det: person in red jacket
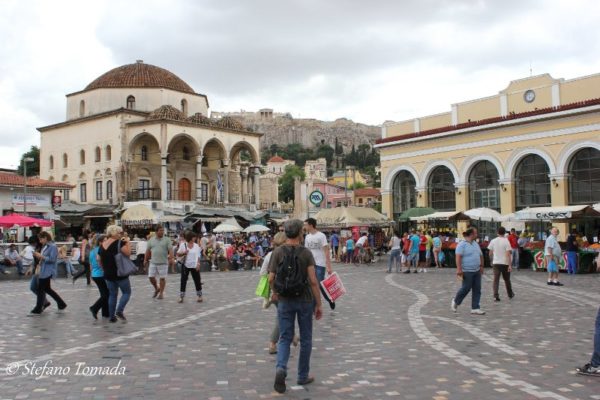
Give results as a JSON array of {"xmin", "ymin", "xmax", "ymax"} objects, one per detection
[{"xmin": 508, "ymin": 228, "xmax": 519, "ymax": 270}]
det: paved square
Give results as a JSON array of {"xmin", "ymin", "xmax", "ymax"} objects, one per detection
[{"xmin": 0, "ymin": 261, "xmax": 598, "ymax": 399}]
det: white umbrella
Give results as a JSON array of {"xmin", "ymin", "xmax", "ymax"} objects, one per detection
[
  {"xmin": 212, "ymin": 218, "xmax": 243, "ymax": 233},
  {"xmin": 464, "ymin": 207, "xmax": 502, "ymax": 222},
  {"xmin": 243, "ymin": 224, "xmax": 270, "ymax": 233}
]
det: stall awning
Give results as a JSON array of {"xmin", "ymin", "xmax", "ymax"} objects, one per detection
[
  {"xmin": 410, "ymin": 211, "xmax": 470, "ymax": 222},
  {"xmin": 515, "ymin": 205, "xmax": 600, "ymax": 221},
  {"xmin": 314, "ymin": 206, "xmax": 392, "ymax": 228},
  {"xmin": 120, "ymin": 204, "xmax": 157, "ymax": 226}
]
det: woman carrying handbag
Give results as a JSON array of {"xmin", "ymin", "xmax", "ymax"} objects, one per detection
[
  {"xmin": 177, "ymin": 231, "xmax": 203, "ymax": 303},
  {"xmin": 98, "ymin": 225, "xmax": 132, "ymax": 323}
]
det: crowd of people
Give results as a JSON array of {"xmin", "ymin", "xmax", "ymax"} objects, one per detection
[{"xmin": 9, "ymin": 218, "xmax": 600, "ymax": 385}]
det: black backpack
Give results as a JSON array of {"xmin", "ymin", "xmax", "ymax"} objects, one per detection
[{"xmin": 274, "ymin": 246, "xmax": 307, "ymax": 298}]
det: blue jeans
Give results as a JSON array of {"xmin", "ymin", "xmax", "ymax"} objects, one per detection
[
  {"xmin": 315, "ymin": 265, "xmax": 334, "ymax": 306},
  {"xmin": 105, "ymin": 277, "xmax": 131, "ymax": 319},
  {"xmin": 276, "ymin": 299, "xmax": 314, "ymax": 381},
  {"xmin": 591, "ymin": 306, "xmax": 600, "ymax": 367},
  {"xmin": 566, "ymin": 251, "xmax": 577, "ymax": 274},
  {"xmin": 388, "ymin": 249, "xmax": 401, "ymax": 272},
  {"xmin": 511, "ymin": 249, "xmax": 519, "ymax": 268},
  {"xmin": 409, "ymin": 252, "xmax": 418, "ymax": 270},
  {"xmin": 454, "ymin": 271, "xmax": 482, "ymax": 310}
]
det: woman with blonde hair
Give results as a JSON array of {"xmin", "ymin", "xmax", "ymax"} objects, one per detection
[{"xmin": 98, "ymin": 225, "xmax": 132, "ymax": 323}]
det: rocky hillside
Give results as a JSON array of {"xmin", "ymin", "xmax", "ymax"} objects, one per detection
[{"xmin": 212, "ymin": 110, "xmax": 380, "ymax": 152}]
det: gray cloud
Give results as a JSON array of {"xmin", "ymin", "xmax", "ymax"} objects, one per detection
[{"xmin": 1, "ymin": 0, "xmax": 600, "ymax": 168}]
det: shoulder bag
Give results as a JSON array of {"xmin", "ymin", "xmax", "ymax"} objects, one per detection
[{"xmin": 116, "ymin": 240, "xmax": 138, "ymax": 277}]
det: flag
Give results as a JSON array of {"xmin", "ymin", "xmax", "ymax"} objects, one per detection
[{"xmin": 217, "ymin": 169, "xmax": 223, "ymax": 193}]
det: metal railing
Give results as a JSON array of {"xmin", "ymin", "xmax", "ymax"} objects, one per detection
[{"xmin": 127, "ymin": 188, "xmax": 161, "ymax": 201}]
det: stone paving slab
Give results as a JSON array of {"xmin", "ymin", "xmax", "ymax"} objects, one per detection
[{"xmin": 0, "ymin": 262, "xmax": 598, "ymax": 399}]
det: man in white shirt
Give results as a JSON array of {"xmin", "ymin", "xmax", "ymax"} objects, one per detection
[
  {"xmin": 487, "ymin": 227, "xmax": 514, "ymax": 302},
  {"xmin": 544, "ymin": 227, "xmax": 564, "ymax": 286},
  {"xmin": 4, "ymin": 244, "xmax": 25, "ymax": 275},
  {"xmin": 304, "ymin": 218, "xmax": 335, "ymax": 310}
]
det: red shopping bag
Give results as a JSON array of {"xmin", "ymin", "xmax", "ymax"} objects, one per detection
[{"xmin": 320, "ymin": 272, "xmax": 347, "ymax": 302}]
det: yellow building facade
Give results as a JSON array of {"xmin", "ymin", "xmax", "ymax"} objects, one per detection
[
  {"xmin": 376, "ymin": 73, "xmax": 600, "ymax": 238},
  {"xmin": 328, "ymin": 168, "xmax": 367, "ymax": 188}
]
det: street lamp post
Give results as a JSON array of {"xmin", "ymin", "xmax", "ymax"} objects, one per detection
[{"xmin": 22, "ymin": 157, "xmax": 34, "ymax": 215}]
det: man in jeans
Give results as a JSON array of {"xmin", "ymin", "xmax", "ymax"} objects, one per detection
[
  {"xmin": 451, "ymin": 228, "xmax": 485, "ymax": 315},
  {"xmin": 304, "ymin": 218, "xmax": 335, "ymax": 310},
  {"xmin": 487, "ymin": 226, "xmax": 514, "ymax": 302},
  {"xmin": 576, "ymin": 256, "xmax": 600, "ymax": 377},
  {"xmin": 269, "ymin": 219, "xmax": 323, "ymax": 393},
  {"xmin": 508, "ymin": 228, "xmax": 519, "ymax": 270}
]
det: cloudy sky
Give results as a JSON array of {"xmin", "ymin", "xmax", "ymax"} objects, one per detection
[{"xmin": 1, "ymin": 0, "xmax": 600, "ymax": 169}]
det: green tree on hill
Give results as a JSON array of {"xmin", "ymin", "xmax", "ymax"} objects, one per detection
[{"xmin": 279, "ymin": 165, "xmax": 306, "ymax": 202}]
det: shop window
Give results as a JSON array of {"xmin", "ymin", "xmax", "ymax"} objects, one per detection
[
  {"xmin": 569, "ymin": 147, "xmax": 600, "ymax": 204},
  {"xmin": 515, "ymin": 154, "xmax": 551, "ymax": 210},
  {"xmin": 428, "ymin": 166, "xmax": 455, "ymax": 211}
]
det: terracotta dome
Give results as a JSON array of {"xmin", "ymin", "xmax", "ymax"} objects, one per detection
[
  {"xmin": 215, "ymin": 116, "xmax": 245, "ymax": 131},
  {"xmin": 146, "ymin": 105, "xmax": 186, "ymax": 121},
  {"xmin": 186, "ymin": 112, "xmax": 212, "ymax": 126},
  {"xmin": 85, "ymin": 61, "xmax": 195, "ymax": 94}
]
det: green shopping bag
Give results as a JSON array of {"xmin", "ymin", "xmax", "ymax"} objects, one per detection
[{"xmin": 255, "ymin": 274, "xmax": 270, "ymax": 298}]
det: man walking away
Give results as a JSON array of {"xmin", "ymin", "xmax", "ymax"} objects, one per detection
[
  {"xmin": 544, "ymin": 227, "xmax": 564, "ymax": 286},
  {"xmin": 269, "ymin": 219, "xmax": 323, "ymax": 393},
  {"xmin": 404, "ymin": 230, "xmax": 420, "ymax": 273},
  {"xmin": 451, "ymin": 228, "xmax": 485, "ymax": 315},
  {"xmin": 304, "ymin": 218, "xmax": 335, "ymax": 310},
  {"xmin": 566, "ymin": 229, "xmax": 578, "ymax": 275},
  {"xmin": 488, "ymin": 227, "xmax": 514, "ymax": 302},
  {"xmin": 144, "ymin": 225, "xmax": 173, "ymax": 299},
  {"xmin": 576, "ymin": 256, "xmax": 600, "ymax": 377}
]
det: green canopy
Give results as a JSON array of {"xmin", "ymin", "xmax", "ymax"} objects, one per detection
[{"xmin": 397, "ymin": 207, "xmax": 436, "ymax": 222}]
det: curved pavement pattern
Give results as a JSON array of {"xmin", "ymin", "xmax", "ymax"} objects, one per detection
[{"xmin": 0, "ymin": 261, "xmax": 598, "ymax": 399}]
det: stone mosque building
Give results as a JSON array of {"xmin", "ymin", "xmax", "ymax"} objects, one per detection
[{"xmin": 38, "ymin": 61, "xmax": 262, "ymax": 211}]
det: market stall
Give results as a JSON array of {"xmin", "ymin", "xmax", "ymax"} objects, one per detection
[
  {"xmin": 516, "ymin": 205, "xmax": 600, "ymax": 273},
  {"xmin": 411, "ymin": 211, "xmax": 470, "ymax": 268}
]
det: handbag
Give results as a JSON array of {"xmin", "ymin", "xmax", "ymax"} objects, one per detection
[
  {"xmin": 255, "ymin": 274, "xmax": 270, "ymax": 299},
  {"xmin": 115, "ymin": 240, "xmax": 137, "ymax": 277},
  {"xmin": 320, "ymin": 272, "xmax": 347, "ymax": 302}
]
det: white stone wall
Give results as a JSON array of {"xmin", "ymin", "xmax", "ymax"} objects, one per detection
[{"xmin": 67, "ymin": 88, "xmax": 208, "ymax": 120}]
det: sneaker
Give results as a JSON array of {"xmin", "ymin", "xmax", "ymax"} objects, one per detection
[
  {"xmin": 576, "ymin": 363, "xmax": 600, "ymax": 376},
  {"xmin": 403, "ymin": 270, "xmax": 411, "ymax": 274},
  {"xmin": 197, "ymin": 296, "xmax": 203, "ymax": 303},
  {"xmin": 470, "ymin": 309, "xmax": 486, "ymax": 315},
  {"xmin": 547, "ymin": 281, "xmax": 555, "ymax": 285},
  {"xmin": 274, "ymin": 368, "xmax": 287, "ymax": 393},
  {"xmin": 451, "ymin": 298, "xmax": 458, "ymax": 312},
  {"xmin": 116, "ymin": 312, "xmax": 127, "ymax": 321},
  {"xmin": 413, "ymin": 270, "xmax": 418, "ymax": 273},
  {"xmin": 58, "ymin": 304, "xmax": 67, "ymax": 311},
  {"xmin": 178, "ymin": 297, "xmax": 184, "ymax": 303},
  {"xmin": 423, "ymin": 268, "xmax": 428, "ymax": 273},
  {"xmin": 90, "ymin": 306, "xmax": 98, "ymax": 320},
  {"xmin": 329, "ymin": 301, "xmax": 336, "ymax": 310},
  {"xmin": 508, "ymin": 293, "xmax": 515, "ymax": 299},
  {"xmin": 109, "ymin": 317, "xmax": 118, "ymax": 323},
  {"xmin": 494, "ymin": 295, "xmax": 500, "ymax": 302},
  {"xmin": 297, "ymin": 376, "xmax": 315, "ymax": 385},
  {"xmin": 554, "ymin": 281, "xmax": 564, "ymax": 286}
]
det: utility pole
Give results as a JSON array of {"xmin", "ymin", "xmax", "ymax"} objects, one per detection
[{"xmin": 22, "ymin": 157, "xmax": 34, "ymax": 215}]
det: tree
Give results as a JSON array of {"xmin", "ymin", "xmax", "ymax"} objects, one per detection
[
  {"xmin": 315, "ymin": 144, "xmax": 334, "ymax": 167},
  {"xmin": 17, "ymin": 146, "xmax": 40, "ymax": 176},
  {"xmin": 348, "ymin": 182, "xmax": 366, "ymax": 190},
  {"xmin": 279, "ymin": 165, "xmax": 306, "ymax": 202}
]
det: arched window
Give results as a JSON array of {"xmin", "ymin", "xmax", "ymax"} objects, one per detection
[
  {"xmin": 106, "ymin": 180, "xmax": 113, "ymax": 200},
  {"xmin": 126, "ymin": 95, "xmax": 135, "ymax": 109},
  {"xmin": 392, "ymin": 171, "xmax": 416, "ymax": 220},
  {"xmin": 49, "ymin": 155, "xmax": 54, "ymax": 170},
  {"xmin": 182, "ymin": 146, "xmax": 190, "ymax": 161},
  {"xmin": 428, "ymin": 166, "xmax": 455, "ymax": 211},
  {"xmin": 141, "ymin": 145, "xmax": 148, "ymax": 161},
  {"xmin": 105, "ymin": 145, "xmax": 112, "ymax": 161},
  {"xmin": 79, "ymin": 100, "xmax": 85, "ymax": 117},
  {"xmin": 80, "ymin": 149, "xmax": 86, "ymax": 165},
  {"xmin": 181, "ymin": 99, "xmax": 188, "ymax": 116},
  {"xmin": 468, "ymin": 161, "xmax": 500, "ymax": 211},
  {"xmin": 515, "ymin": 155, "xmax": 551, "ymax": 210},
  {"xmin": 569, "ymin": 147, "xmax": 600, "ymax": 204},
  {"xmin": 95, "ymin": 146, "xmax": 101, "ymax": 162},
  {"xmin": 63, "ymin": 153, "xmax": 68, "ymax": 168}
]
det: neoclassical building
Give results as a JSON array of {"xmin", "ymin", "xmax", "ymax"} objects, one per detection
[
  {"xmin": 376, "ymin": 73, "xmax": 600, "ymax": 236},
  {"xmin": 38, "ymin": 61, "xmax": 262, "ymax": 209}
]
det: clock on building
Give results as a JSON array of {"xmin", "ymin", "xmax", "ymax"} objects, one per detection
[{"xmin": 524, "ymin": 89, "xmax": 536, "ymax": 103}]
